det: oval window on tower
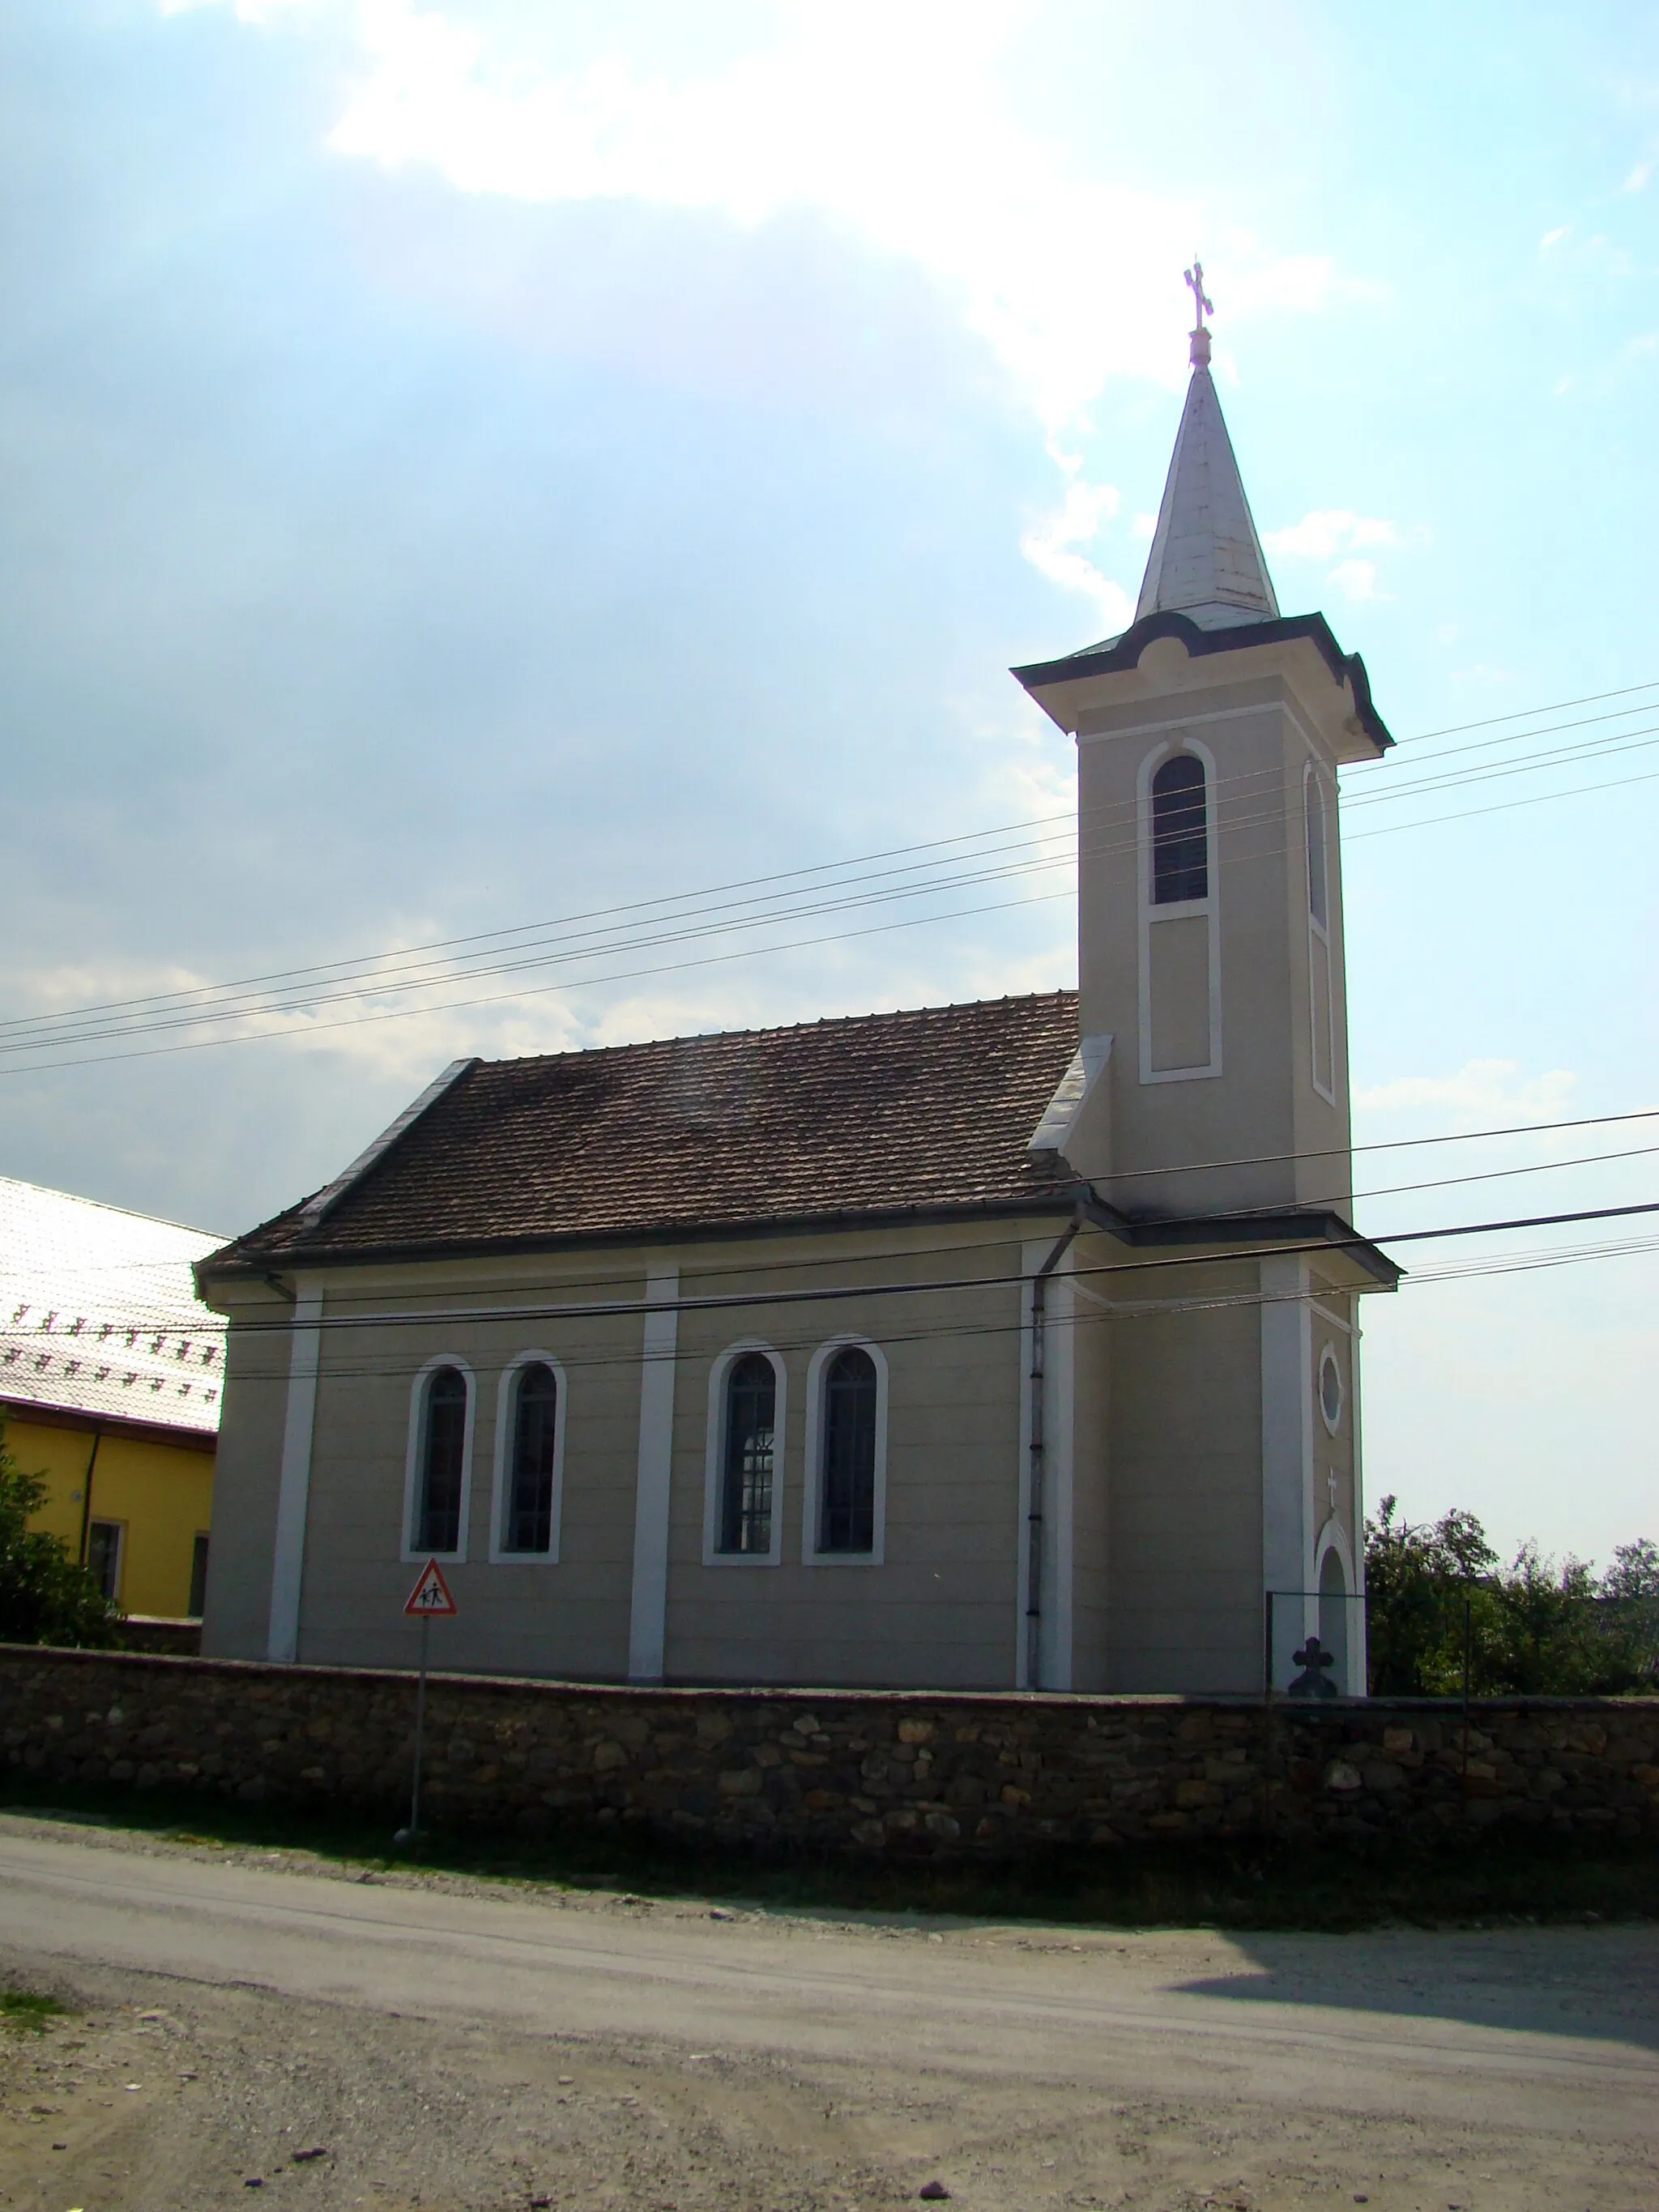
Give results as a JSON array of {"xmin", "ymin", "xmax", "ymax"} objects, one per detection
[{"xmin": 1319, "ymin": 1344, "xmax": 1344, "ymax": 1433}]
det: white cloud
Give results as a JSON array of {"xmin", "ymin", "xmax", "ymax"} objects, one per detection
[
  {"xmin": 1261, "ymin": 507, "xmax": 1401, "ymax": 560},
  {"xmin": 1539, "ymin": 223, "xmax": 1571, "ymax": 249},
  {"xmin": 1017, "ymin": 447, "xmax": 1132, "ymax": 631},
  {"xmin": 1263, "ymin": 509, "xmax": 1418, "ymax": 605},
  {"xmin": 1355, "ymin": 1058, "xmax": 1577, "ymax": 1131},
  {"xmin": 160, "ymin": 0, "xmax": 320, "ymax": 17},
  {"xmin": 1619, "ymin": 159, "xmax": 1653, "ymax": 194},
  {"xmin": 1326, "ymin": 556, "xmax": 1388, "ymax": 603},
  {"xmin": 181, "ymin": 0, "xmax": 1363, "ymax": 440},
  {"xmin": 1130, "ymin": 511, "xmax": 1158, "ymax": 540}
]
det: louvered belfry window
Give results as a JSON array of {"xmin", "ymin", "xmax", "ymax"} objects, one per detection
[
  {"xmin": 719, "ymin": 1352, "xmax": 776, "ymax": 1554},
  {"xmin": 1150, "ymin": 752, "xmax": 1208, "ymax": 904},
  {"xmin": 418, "ymin": 1366, "xmax": 467, "ymax": 1553},
  {"xmin": 505, "ymin": 1362, "xmax": 558, "ymax": 1553},
  {"xmin": 819, "ymin": 1346, "xmax": 877, "ymax": 1553}
]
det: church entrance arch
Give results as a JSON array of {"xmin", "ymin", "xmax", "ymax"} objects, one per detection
[{"xmin": 1317, "ymin": 1543, "xmax": 1350, "ymax": 1696}]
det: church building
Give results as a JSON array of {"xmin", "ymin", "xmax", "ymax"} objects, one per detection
[{"xmin": 197, "ymin": 299, "xmax": 1398, "ymax": 1696}]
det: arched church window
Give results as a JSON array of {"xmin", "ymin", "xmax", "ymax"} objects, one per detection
[
  {"xmin": 417, "ymin": 1365, "xmax": 467, "ymax": 1554},
  {"xmin": 1150, "ymin": 752, "xmax": 1208, "ymax": 904},
  {"xmin": 818, "ymin": 1346, "xmax": 878, "ymax": 1553},
  {"xmin": 1306, "ymin": 767, "xmax": 1328, "ymax": 930},
  {"xmin": 504, "ymin": 1361, "xmax": 558, "ymax": 1554},
  {"xmin": 719, "ymin": 1352, "xmax": 777, "ymax": 1554}
]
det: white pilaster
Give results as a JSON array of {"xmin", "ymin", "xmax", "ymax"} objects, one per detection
[
  {"xmin": 1259, "ymin": 1251, "xmax": 1313, "ymax": 1684},
  {"xmin": 627, "ymin": 1268, "xmax": 680, "ymax": 1683},
  {"xmin": 267, "ymin": 1278, "xmax": 322, "ymax": 1664},
  {"xmin": 1350, "ymin": 1316, "xmax": 1368, "ymax": 1692}
]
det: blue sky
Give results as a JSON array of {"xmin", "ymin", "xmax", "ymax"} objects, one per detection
[{"xmin": 2, "ymin": 0, "xmax": 1655, "ymax": 1565}]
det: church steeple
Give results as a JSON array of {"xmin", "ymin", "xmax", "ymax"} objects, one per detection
[{"xmin": 1133, "ymin": 266, "xmax": 1279, "ymax": 632}]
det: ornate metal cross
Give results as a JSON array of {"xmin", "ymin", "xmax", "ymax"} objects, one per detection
[{"xmin": 1184, "ymin": 259, "xmax": 1213, "ymax": 331}]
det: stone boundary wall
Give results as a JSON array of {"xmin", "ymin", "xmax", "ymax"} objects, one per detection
[
  {"xmin": 2, "ymin": 1646, "xmax": 1657, "ymax": 1856},
  {"xmin": 120, "ymin": 1618, "xmax": 203, "ymax": 1659}
]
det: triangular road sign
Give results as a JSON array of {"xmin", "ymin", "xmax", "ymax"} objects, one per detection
[{"xmin": 403, "ymin": 1558, "xmax": 458, "ymax": 1617}]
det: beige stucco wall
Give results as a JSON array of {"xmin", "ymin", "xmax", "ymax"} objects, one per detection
[
  {"xmin": 201, "ymin": 1222, "xmax": 1052, "ymax": 1689},
  {"xmin": 1068, "ymin": 1255, "xmax": 1112, "ymax": 1691},
  {"xmin": 662, "ymin": 1234, "xmax": 1026, "ymax": 1689},
  {"xmin": 1104, "ymin": 1257, "xmax": 1265, "ymax": 1694},
  {"xmin": 292, "ymin": 1268, "xmax": 645, "ymax": 1681},
  {"xmin": 199, "ymin": 1217, "xmax": 1375, "ymax": 1695},
  {"xmin": 1067, "ymin": 650, "xmax": 1357, "ymax": 1225}
]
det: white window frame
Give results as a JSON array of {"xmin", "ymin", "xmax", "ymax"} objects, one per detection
[
  {"xmin": 702, "ymin": 1340, "xmax": 787, "ymax": 1567},
  {"xmin": 801, "ymin": 1335, "xmax": 889, "ymax": 1566},
  {"xmin": 87, "ymin": 1516, "xmax": 126, "ymax": 1605},
  {"xmin": 1304, "ymin": 757, "xmax": 1337, "ymax": 1105},
  {"xmin": 1313, "ymin": 1518, "xmax": 1363, "ymax": 1694},
  {"xmin": 401, "ymin": 1352, "xmax": 477, "ymax": 1565},
  {"xmin": 1137, "ymin": 735, "xmax": 1222, "ymax": 1084},
  {"xmin": 488, "ymin": 1350, "xmax": 568, "ymax": 1565},
  {"xmin": 1317, "ymin": 1340, "xmax": 1345, "ymax": 1434}
]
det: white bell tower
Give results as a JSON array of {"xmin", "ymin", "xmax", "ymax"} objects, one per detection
[
  {"xmin": 1015, "ymin": 279, "xmax": 1393, "ymax": 1220},
  {"xmin": 1014, "ymin": 271, "xmax": 1399, "ymax": 1694}
]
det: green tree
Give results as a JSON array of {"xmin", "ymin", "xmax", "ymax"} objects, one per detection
[
  {"xmin": 0, "ymin": 1421, "xmax": 123, "ymax": 1648},
  {"xmin": 1363, "ymin": 1494, "xmax": 1495, "ymax": 1695},
  {"xmin": 1603, "ymin": 1538, "xmax": 1659, "ymax": 1602},
  {"xmin": 1365, "ymin": 1497, "xmax": 1659, "ymax": 1697}
]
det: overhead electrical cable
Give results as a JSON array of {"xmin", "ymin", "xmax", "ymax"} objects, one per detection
[
  {"xmin": 6, "ymin": 674, "xmax": 1656, "ymax": 1046},
  {"xmin": 109, "ymin": 1195, "xmax": 1659, "ymax": 1340},
  {"xmin": 6, "ymin": 735, "xmax": 1658, "ymax": 1069},
  {"xmin": 7, "ymin": 751, "xmax": 1659, "ymax": 1080}
]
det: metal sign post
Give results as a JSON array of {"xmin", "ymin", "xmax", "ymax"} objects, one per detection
[{"xmin": 395, "ymin": 1559, "xmax": 457, "ymax": 1845}]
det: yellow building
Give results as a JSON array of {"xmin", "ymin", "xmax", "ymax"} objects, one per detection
[{"xmin": 2, "ymin": 1176, "xmax": 224, "ymax": 1622}]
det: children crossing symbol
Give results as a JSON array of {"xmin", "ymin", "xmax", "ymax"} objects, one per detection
[{"xmin": 403, "ymin": 1558, "xmax": 457, "ymax": 1617}]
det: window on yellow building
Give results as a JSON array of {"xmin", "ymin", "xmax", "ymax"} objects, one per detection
[{"xmin": 87, "ymin": 1519, "xmax": 123, "ymax": 1604}]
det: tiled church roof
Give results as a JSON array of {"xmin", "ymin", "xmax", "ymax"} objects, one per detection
[{"xmin": 207, "ymin": 992, "xmax": 1081, "ymax": 1270}]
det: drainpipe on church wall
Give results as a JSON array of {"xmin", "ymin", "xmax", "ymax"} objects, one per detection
[{"xmin": 1026, "ymin": 1212, "xmax": 1082, "ymax": 1690}]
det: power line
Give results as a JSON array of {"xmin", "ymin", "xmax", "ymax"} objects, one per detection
[
  {"xmin": 6, "ymin": 739, "xmax": 1657, "ymax": 1077},
  {"xmin": 28, "ymin": 1096, "xmax": 1659, "ymax": 1305},
  {"xmin": 44, "ymin": 1222, "xmax": 1650, "ymax": 1392},
  {"xmin": 6, "ymin": 676, "xmax": 1656, "ymax": 1055},
  {"xmin": 3, "ymin": 697, "xmax": 1650, "ymax": 1060},
  {"xmin": 1389, "ymin": 676, "xmax": 1659, "ymax": 746},
  {"xmin": 152, "ymin": 1195, "xmax": 1659, "ymax": 1339}
]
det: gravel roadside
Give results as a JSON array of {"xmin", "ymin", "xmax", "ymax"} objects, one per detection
[{"xmin": 1, "ymin": 1813, "xmax": 1655, "ymax": 2212}]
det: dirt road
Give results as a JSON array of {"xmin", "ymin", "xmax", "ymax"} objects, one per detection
[{"xmin": 1, "ymin": 1811, "xmax": 1655, "ymax": 2211}]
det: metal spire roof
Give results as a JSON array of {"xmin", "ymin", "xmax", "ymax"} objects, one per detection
[{"xmin": 1133, "ymin": 310, "xmax": 1280, "ymax": 632}]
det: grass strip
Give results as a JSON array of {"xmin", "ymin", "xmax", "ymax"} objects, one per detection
[{"xmin": 0, "ymin": 1986, "xmax": 68, "ymax": 2033}]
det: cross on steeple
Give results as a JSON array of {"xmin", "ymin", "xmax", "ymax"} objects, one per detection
[
  {"xmin": 1184, "ymin": 259, "xmax": 1214, "ymax": 365},
  {"xmin": 1184, "ymin": 259, "xmax": 1213, "ymax": 330}
]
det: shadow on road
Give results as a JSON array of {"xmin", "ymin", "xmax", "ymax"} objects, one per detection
[{"xmin": 1170, "ymin": 1929, "xmax": 1659, "ymax": 2051}]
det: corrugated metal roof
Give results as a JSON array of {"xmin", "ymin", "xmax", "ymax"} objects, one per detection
[{"xmin": 0, "ymin": 1177, "xmax": 227, "ymax": 1438}]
